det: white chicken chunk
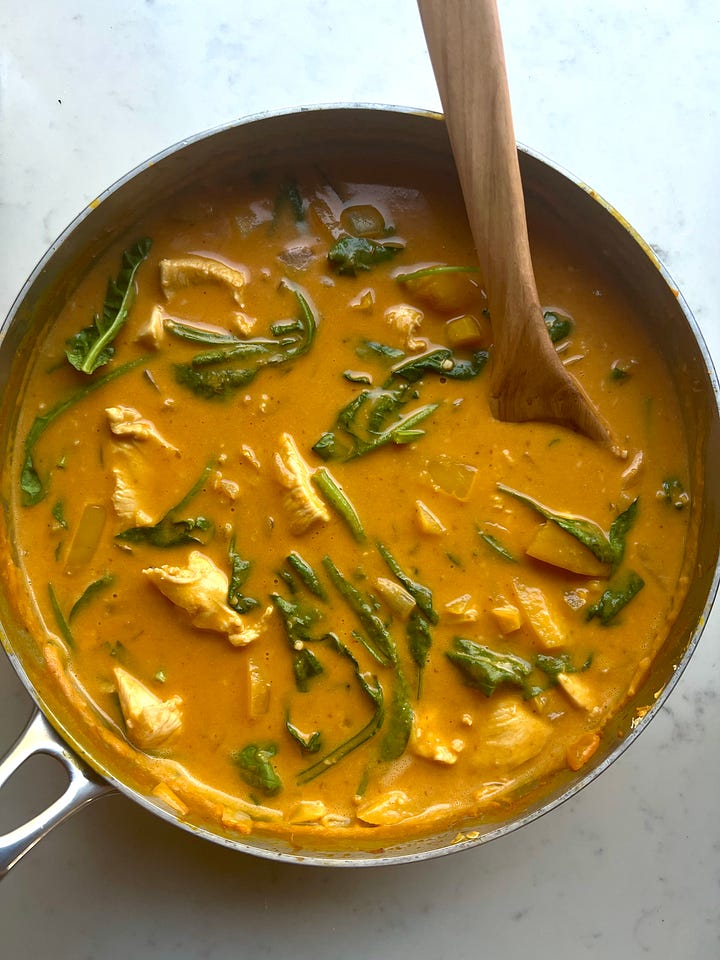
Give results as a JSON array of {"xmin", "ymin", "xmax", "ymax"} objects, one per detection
[
  {"xmin": 384, "ymin": 303, "xmax": 426, "ymax": 351},
  {"xmin": 273, "ymin": 432, "xmax": 330, "ymax": 534},
  {"xmin": 134, "ymin": 303, "xmax": 166, "ymax": 348},
  {"xmin": 160, "ymin": 255, "xmax": 248, "ymax": 305},
  {"xmin": 106, "ymin": 406, "xmax": 177, "ymax": 450},
  {"xmin": 106, "ymin": 407, "xmax": 180, "ymax": 527},
  {"xmin": 143, "ymin": 550, "xmax": 270, "ymax": 646},
  {"xmin": 114, "ymin": 666, "xmax": 183, "ymax": 750},
  {"xmin": 411, "ymin": 711, "xmax": 465, "ymax": 765},
  {"xmin": 469, "ymin": 699, "xmax": 551, "ymax": 772}
]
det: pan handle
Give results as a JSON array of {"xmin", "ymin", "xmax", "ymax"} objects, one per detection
[{"xmin": 0, "ymin": 709, "xmax": 114, "ymax": 878}]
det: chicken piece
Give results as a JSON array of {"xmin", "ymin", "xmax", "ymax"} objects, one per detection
[
  {"xmin": 556, "ymin": 672, "xmax": 598, "ymax": 711},
  {"xmin": 512, "ymin": 579, "xmax": 566, "ymax": 648},
  {"xmin": 114, "ymin": 666, "xmax": 183, "ymax": 750},
  {"xmin": 411, "ymin": 711, "xmax": 465, "ymax": 765},
  {"xmin": 469, "ymin": 698, "xmax": 551, "ymax": 771},
  {"xmin": 106, "ymin": 408, "xmax": 181, "ymax": 527},
  {"xmin": 384, "ymin": 303, "xmax": 426, "ymax": 351},
  {"xmin": 106, "ymin": 406, "xmax": 177, "ymax": 450},
  {"xmin": 356, "ymin": 790, "xmax": 412, "ymax": 826},
  {"xmin": 273, "ymin": 432, "xmax": 330, "ymax": 534},
  {"xmin": 135, "ymin": 303, "xmax": 165, "ymax": 348},
  {"xmin": 159, "ymin": 255, "xmax": 248, "ymax": 305},
  {"xmin": 143, "ymin": 550, "xmax": 271, "ymax": 646}
]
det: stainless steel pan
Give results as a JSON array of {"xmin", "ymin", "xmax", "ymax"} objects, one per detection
[{"xmin": 1, "ymin": 106, "xmax": 717, "ymax": 875}]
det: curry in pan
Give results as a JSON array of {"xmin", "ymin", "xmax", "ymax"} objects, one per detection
[{"xmin": 1, "ymin": 156, "xmax": 693, "ymax": 845}]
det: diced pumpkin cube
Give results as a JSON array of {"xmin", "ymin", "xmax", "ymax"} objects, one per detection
[
  {"xmin": 526, "ymin": 522, "xmax": 611, "ymax": 577},
  {"xmin": 491, "ymin": 602, "xmax": 522, "ymax": 634},
  {"xmin": 401, "ymin": 269, "xmax": 479, "ymax": 313},
  {"xmin": 445, "ymin": 314, "xmax": 487, "ymax": 349},
  {"xmin": 566, "ymin": 732, "xmax": 601, "ymax": 771},
  {"xmin": 512, "ymin": 579, "xmax": 565, "ymax": 648}
]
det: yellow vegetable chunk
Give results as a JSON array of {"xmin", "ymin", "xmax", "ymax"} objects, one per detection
[
  {"xmin": 491, "ymin": 602, "xmax": 522, "ymax": 634},
  {"xmin": 445, "ymin": 314, "xmax": 487, "ymax": 349},
  {"xmin": 526, "ymin": 522, "xmax": 611, "ymax": 577},
  {"xmin": 512, "ymin": 579, "xmax": 566, "ymax": 648},
  {"xmin": 415, "ymin": 499, "xmax": 446, "ymax": 535}
]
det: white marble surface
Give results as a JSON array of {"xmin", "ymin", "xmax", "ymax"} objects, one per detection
[{"xmin": 0, "ymin": 0, "xmax": 719, "ymax": 956}]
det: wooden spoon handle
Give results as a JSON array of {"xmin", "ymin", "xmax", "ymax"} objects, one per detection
[{"xmin": 418, "ymin": 0, "xmax": 610, "ymax": 442}]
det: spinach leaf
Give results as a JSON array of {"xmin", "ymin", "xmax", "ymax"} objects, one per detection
[
  {"xmin": 66, "ymin": 238, "xmax": 152, "ymax": 374},
  {"xmin": 322, "ymin": 556, "xmax": 397, "ymax": 666},
  {"xmin": 233, "ymin": 743, "xmax": 282, "ymax": 796},
  {"xmin": 497, "ymin": 483, "xmax": 617, "ymax": 564},
  {"xmin": 376, "ymin": 543, "xmax": 438, "ymax": 624},
  {"xmin": 446, "ymin": 637, "xmax": 533, "ymax": 697},
  {"xmin": 543, "ymin": 310, "xmax": 573, "ymax": 343},
  {"xmin": 608, "ymin": 498, "xmax": 639, "ymax": 566},
  {"xmin": 312, "ymin": 467, "xmax": 366, "ymax": 542},
  {"xmin": 51, "ymin": 501, "xmax": 68, "ymax": 529},
  {"xmin": 286, "ymin": 552, "xmax": 326, "ymax": 600},
  {"xmin": 48, "ymin": 584, "xmax": 74, "ymax": 648},
  {"xmin": 313, "ymin": 383, "xmax": 439, "ymax": 463},
  {"xmin": 69, "ymin": 573, "xmax": 115, "ymax": 621},
  {"xmin": 227, "ymin": 536, "xmax": 260, "ymax": 614},
  {"xmin": 406, "ymin": 609, "xmax": 433, "ymax": 697},
  {"xmin": 271, "ymin": 594, "xmax": 325, "ymax": 691},
  {"xmin": 355, "ymin": 340, "xmax": 405, "ymax": 363},
  {"xmin": 586, "ymin": 570, "xmax": 645, "ymax": 625},
  {"xmin": 115, "ymin": 462, "xmax": 214, "ymax": 547},
  {"xmin": 273, "ymin": 178, "xmax": 305, "ymax": 225},
  {"xmin": 390, "ymin": 347, "xmax": 488, "ymax": 382},
  {"xmin": 297, "ymin": 635, "xmax": 384, "ymax": 785},
  {"xmin": 173, "ymin": 286, "xmax": 317, "ymax": 399},
  {"xmin": 327, "ymin": 236, "xmax": 403, "ymax": 275},
  {"xmin": 379, "ymin": 672, "xmax": 413, "ymax": 762},
  {"xmin": 535, "ymin": 652, "xmax": 593, "ymax": 677},
  {"xmin": 395, "ymin": 264, "xmax": 481, "ymax": 284},
  {"xmin": 165, "ymin": 319, "xmax": 243, "ymax": 346},
  {"xmin": 286, "ymin": 716, "xmax": 322, "ymax": 753},
  {"xmin": 21, "ymin": 356, "xmax": 148, "ymax": 506}
]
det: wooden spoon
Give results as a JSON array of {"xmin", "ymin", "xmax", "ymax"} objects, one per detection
[{"xmin": 417, "ymin": 0, "xmax": 610, "ymax": 443}]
